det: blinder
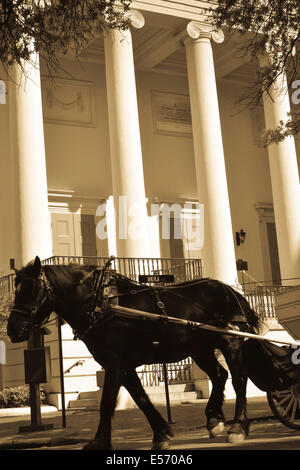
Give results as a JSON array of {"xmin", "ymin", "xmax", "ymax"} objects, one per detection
[{"xmin": 11, "ymin": 270, "xmax": 54, "ymax": 329}]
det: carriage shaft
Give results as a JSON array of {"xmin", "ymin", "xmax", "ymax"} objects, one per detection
[{"xmin": 110, "ymin": 305, "xmax": 300, "ymax": 348}]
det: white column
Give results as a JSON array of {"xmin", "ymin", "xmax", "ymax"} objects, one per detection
[
  {"xmin": 9, "ymin": 53, "xmax": 53, "ymax": 266},
  {"xmin": 259, "ymin": 56, "xmax": 300, "ymax": 282},
  {"xmin": 184, "ymin": 22, "xmax": 237, "ymax": 284},
  {"xmin": 104, "ymin": 11, "xmax": 151, "ymax": 259}
]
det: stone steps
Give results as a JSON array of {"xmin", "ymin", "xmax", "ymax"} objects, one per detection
[
  {"xmin": 68, "ymin": 383, "xmax": 202, "ymax": 410},
  {"xmin": 68, "ymin": 398, "xmax": 98, "ymax": 410}
]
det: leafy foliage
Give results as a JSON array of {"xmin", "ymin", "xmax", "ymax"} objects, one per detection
[
  {"xmin": 263, "ymin": 111, "xmax": 300, "ymax": 146},
  {"xmin": 211, "ymin": 0, "xmax": 300, "ymax": 142},
  {"xmin": 0, "ymin": 384, "xmax": 46, "ymax": 408},
  {"xmin": 0, "ymin": 0, "xmax": 131, "ymax": 76},
  {"xmin": 0, "ymin": 291, "xmax": 14, "ymax": 337}
]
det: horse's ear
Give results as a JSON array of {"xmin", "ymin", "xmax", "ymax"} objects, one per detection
[{"xmin": 31, "ymin": 256, "xmax": 42, "ymax": 277}]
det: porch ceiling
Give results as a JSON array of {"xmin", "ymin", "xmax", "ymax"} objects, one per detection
[{"xmin": 83, "ymin": 11, "xmax": 258, "ymax": 84}]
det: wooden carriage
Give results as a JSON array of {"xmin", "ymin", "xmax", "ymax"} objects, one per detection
[{"xmin": 267, "ymin": 287, "xmax": 300, "ymax": 430}]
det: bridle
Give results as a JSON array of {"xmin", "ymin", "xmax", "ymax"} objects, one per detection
[
  {"xmin": 11, "ymin": 258, "xmax": 116, "ymax": 341},
  {"xmin": 11, "ymin": 270, "xmax": 55, "ymax": 330}
]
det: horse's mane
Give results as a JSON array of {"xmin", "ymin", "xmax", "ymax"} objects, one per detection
[{"xmin": 43, "ymin": 264, "xmax": 95, "ymax": 290}]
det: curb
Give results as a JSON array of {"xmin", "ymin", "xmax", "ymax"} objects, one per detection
[
  {"xmin": 0, "ymin": 415, "xmax": 275, "ymax": 449},
  {"xmin": 0, "ymin": 436, "xmax": 91, "ymax": 449},
  {"xmin": 0, "ymin": 406, "xmax": 58, "ymax": 418}
]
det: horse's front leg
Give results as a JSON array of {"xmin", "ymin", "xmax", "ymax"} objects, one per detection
[
  {"xmin": 221, "ymin": 338, "xmax": 249, "ymax": 443},
  {"xmin": 122, "ymin": 369, "xmax": 173, "ymax": 450},
  {"xmin": 83, "ymin": 367, "xmax": 122, "ymax": 450}
]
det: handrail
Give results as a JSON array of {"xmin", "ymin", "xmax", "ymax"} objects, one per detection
[{"xmin": 64, "ymin": 360, "xmax": 85, "ymax": 375}]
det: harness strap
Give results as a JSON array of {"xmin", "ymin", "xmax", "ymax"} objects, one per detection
[
  {"xmin": 153, "ymin": 289, "xmax": 168, "ymax": 317},
  {"xmin": 71, "ymin": 269, "xmax": 249, "ymax": 340},
  {"xmin": 101, "ymin": 275, "xmax": 248, "ymax": 325}
]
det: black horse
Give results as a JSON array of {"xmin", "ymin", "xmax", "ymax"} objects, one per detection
[{"xmin": 7, "ymin": 256, "xmax": 262, "ymax": 450}]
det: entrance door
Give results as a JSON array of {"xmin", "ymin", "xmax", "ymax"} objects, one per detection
[
  {"xmin": 159, "ymin": 204, "xmax": 202, "ymax": 260},
  {"xmin": 51, "ymin": 213, "xmax": 97, "ymax": 257},
  {"xmin": 73, "ymin": 214, "xmax": 97, "ymax": 256},
  {"xmin": 257, "ymin": 204, "xmax": 281, "ymax": 285},
  {"xmin": 266, "ymin": 222, "xmax": 281, "ymax": 285}
]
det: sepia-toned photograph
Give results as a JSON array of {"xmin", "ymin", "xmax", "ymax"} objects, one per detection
[{"xmin": 0, "ymin": 0, "xmax": 300, "ymax": 459}]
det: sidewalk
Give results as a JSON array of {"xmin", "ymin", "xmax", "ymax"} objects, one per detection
[{"xmin": 0, "ymin": 397, "xmax": 273, "ymax": 450}]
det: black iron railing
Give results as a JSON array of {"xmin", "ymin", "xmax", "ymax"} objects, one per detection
[
  {"xmin": 0, "ymin": 256, "xmax": 202, "ymax": 296},
  {"xmin": 138, "ymin": 358, "xmax": 193, "ymax": 387},
  {"xmin": 243, "ymin": 283, "xmax": 300, "ymax": 321},
  {"xmin": 2, "ymin": 257, "xmax": 299, "ymax": 322},
  {"xmin": 0, "ymin": 273, "xmax": 15, "ymax": 295},
  {"xmin": 42, "ymin": 256, "xmax": 203, "ymax": 284}
]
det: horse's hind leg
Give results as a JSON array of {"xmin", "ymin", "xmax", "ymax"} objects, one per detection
[
  {"xmin": 122, "ymin": 369, "xmax": 174, "ymax": 450},
  {"xmin": 192, "ymin": 351, "xmax": 228, "ymax": 438},
  {"xmin": 83, "ymin": 367, "xmax": 122, "ymax": 450},
  {"xmin": 220, "ymin": 337, "xmax": 249, "ymax": 443}
]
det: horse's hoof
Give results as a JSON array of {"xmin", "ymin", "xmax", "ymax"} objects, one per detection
[
  {"xmin": 152, "ymin": 439, "xmax": 171, "ymax": 450},
  {"xmin": 209, "ymin": 422, "xmax": 224, "ymax": 439},
  {"xmin": 82, "ymin": 440, "xmax": 112, "ymax": 450},
  {"xmin": 226, "ymin": 433, "xmax": 245, "ymax": 444}
]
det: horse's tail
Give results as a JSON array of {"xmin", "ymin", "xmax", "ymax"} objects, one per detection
[{"xmin": 225, "ymin": 284, "xmax": 263, "ymax": 334}]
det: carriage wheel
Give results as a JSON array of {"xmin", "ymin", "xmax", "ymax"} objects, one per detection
[{"xmin": 267, "ymin": 383, "xmax": 300, "ymax": 430}]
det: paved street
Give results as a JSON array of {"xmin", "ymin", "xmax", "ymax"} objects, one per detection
[
  {"xmin": 1, "ymin": 398, "xmax": 297, "ymax": 452},
  {"xmin": 30, "ymin": 420, "xmax": 300, "ymax": 451}
]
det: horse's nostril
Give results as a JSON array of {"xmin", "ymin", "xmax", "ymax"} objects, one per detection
[{"xmin": 7, "ymin": 317, "xmax": 30, "ymax": 343}]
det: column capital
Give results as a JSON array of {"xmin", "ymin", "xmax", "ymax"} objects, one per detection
[
  {"xmin": 185, "ymin": 21, "xmax": 224, "ymax": 44},
  {"xmin": 104, "ymin": 7, "xmax": 145, "ymax": 31},
  {"xmin": 124, "ymin": 9, "xmax": 145, "ymax": 29}
]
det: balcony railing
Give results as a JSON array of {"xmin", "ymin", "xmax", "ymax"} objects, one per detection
[
  {"xmin": 243, "ymin": 283, "xmax": 300, "ymax": 321},
  {"xmin": 0, "ymin": 256, "xmax": 202, "ymax": 297},
  {"xmin": 0, "ymin": 273, "xmax": 15, "ymax": 295},
  {"xmin": 2, "ymin": 257, "xmax": 299, "ymax": 322},
  {"xmin": 42, "ymin": 256, "xmax": 203, "ymax": 284}
]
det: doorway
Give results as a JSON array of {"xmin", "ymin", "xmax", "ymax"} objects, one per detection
[
  {"xmin": 51, "ymin": 212, "xmax": 97, "ymax": 257},
  {"xmin": 257, "ymin": 203, "xmax": 281, "ymax": 285}
]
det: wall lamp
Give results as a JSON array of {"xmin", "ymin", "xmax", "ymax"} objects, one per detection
[{"xmin": 236, "ymin": 229, "xmax": 246, "ymax": 246}]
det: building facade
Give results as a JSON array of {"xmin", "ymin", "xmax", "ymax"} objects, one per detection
[{"xmin": 1, "ymin": 0, "xmax": 300, "ymax": 405}]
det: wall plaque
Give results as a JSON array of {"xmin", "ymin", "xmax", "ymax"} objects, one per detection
[
  {"xmin": 151, "ymin": 91, "xmax": 192, "ymax": 137},
  {"xmin": 41, "ymin": 77, "xmax": 95, "ymax": 127}
]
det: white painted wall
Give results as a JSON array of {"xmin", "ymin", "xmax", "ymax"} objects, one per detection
[{"xmin": 0, "ymin": 57, "xmax": 277, "ymax": 282}]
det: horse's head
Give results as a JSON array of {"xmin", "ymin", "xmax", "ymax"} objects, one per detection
[{"xmin": 7, "ymin": 256, "xmax": 54, "ymax": 343}]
